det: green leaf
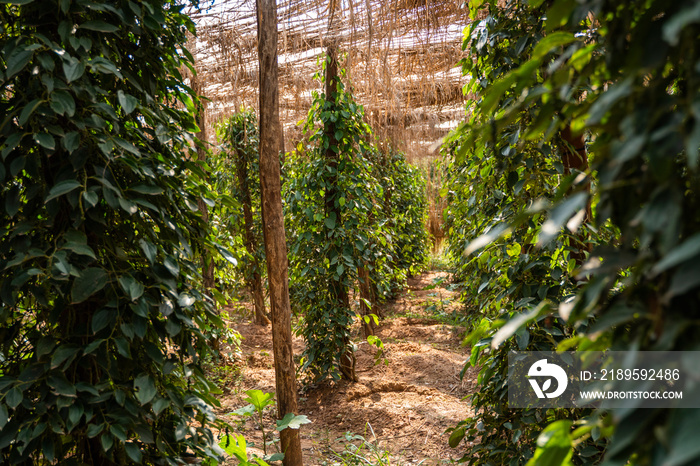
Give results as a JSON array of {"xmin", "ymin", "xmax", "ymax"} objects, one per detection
[
  {"xmin": 219, "ymin": 434, "xmax": 248, "ymax": 461},
  {"xmin": 276, "ymin": 412, "xmax": 312, "ymax": 431},
  {"xmin": 538, "ymin": 192, "xmax": 588, "ymax": 246},
  {"xmin": 87, "ymin": 424, "xmax": 104, "ymax": 438},
  {"xmin": 5, "ymin": 48, "xmax": 33, "ymax": 79},
  {"xmin": 650, "ymin": 233, "xmax": 700, "ymax": 276},
  {"xmin": 63, "ymin": 57, "xmax": 86, "ymax": 83},
  {"xmin": 83, "ymin": 190, "xmax": 98, "ymax": 207},
  {"xmin": 118, "ymin": 198, "xmax": 138, "ymax": 214},
  {"xmin": 101, "ymin": 433, "xmax": 114, "ymax": 452},
  {"xmin": 177, "ymin": 294, "xmax": 194, "ymax": 307},
  {"xmin": 664, "ymin": 409, "xmax": 700, "ymax": 466},
  {"xmin": 45, "ymin": 180, "xmax": 81, "ymax": 202},
  {"xmin": 139, "ymin": 239, "xmax": 157, "ymax": 264},
  {"xmin": 84, "ymin": 339, "xmax": 104, "ymax": 354},
  {"xmin": 232, "ymin": 404, "xmax": 256, "ymax": 417},
  {"xmin": 6, "ymin": 185, "xmax": 21, "ymax": 217},
  {"xmin": 243, "ymin": 389, "xmax": 275, "ymax": 411},
  {"xmin": 506, "ymin": 243, "xmax": 522, "ymax": 257},
  {"xmin": 47, "ymin": 374, "xmax": 77, "ymax": 397},
  {"xmin": 89, "ymin": 57, "xmax": 123, "ymax": 78},
  {"xmin": 449, "ymin": 427, "xmax": 465, "ymax": 448},
  {"xmin": 6, "ymin": 387, "xmax": 22, "ymax": 409},
  {"xmin": 215, "ymin": 244, "xmax": 237, "ymax": 266},
  {"xmin": 130, "ymin": 184, "xmax": 163, "ymax": 195},
  {"xmin": 118, "ymin": 90, "xmax": 138, "ymax": 114},
  {"xmin": 91, "ymin": 309, "xmax": 114, "ymax": 333},
  {"xmin": 152, "ymin": 398, "xmax": 169, "ymax": 415},
  {"xmin": 119, "ymin": 275, "xmax": 144, "ymax": 301},
  {"xmin": 586, "ymin": 76, "xmax": 634, "ymax": 125},
  {"xmin": 42, "ymin": 437, "xmax": 55, "ymax": 462},
  {"xmin": 662, "ymin": 2, "xmax": 700, "ymax": 46},
  {"xmin": 526, "ymin": 420, "xmax": 573, "ymax": 466},
  {"xmin": 666, "ymin": 261, "xmax": 700, "ymax": 299},
  {"xmin": 71, "ymin": 267, "xmax": 108, "ymax": 303},
  {"xmin": 19, "ymin": 99, "xmax": 43, "ymax": 126},
  {"xmin": 50, "ymin": 90, "xmax": 76, "ymax": 117},
  {"xmin": 491, "ymin": 302, "xmax": 550, "ymax": 349},
  {"xmin": 63, "ymin": 238, "xmax": 97, "ymax": 259},
  {"xmin": 68, "ymin": 404, "xmax": 83, "ymax": 425},
  {"xmin": 545, "ymin": 0, "xmax": 577, "ymax": 31},
  {"xmin": 80, "ymin": 20, "xmax": 119, "ymax": 33},
  {"xmin": 134, "ymin": 374, "xmax": 156, "ymax": 404},
  {"xmin": 125, "ymin": 443, "xmax": 143, "ymax": 463},
  {"xmin": 1, "ymin": 133, "xmax": 22, "ymax": 160},
  {"xmin": 465, "ymin": 223, "xmax": 511, "ymax": 256},
  {"xmin": 531, "ymin": 32, "xmax": 576, "ymax": 60},
  {"xmin": 110, "ymin": 424, "xmax": 127, "ymax": 441},
  {"xmin": 265, "ymin": 453, "xmax": 285, "ymax": 462},
  {"xmin": 34, "ymin": 133, "xmax": 55, "ymax": 150},
  {"xmin": 51, "ymin": 345, "xmax": 79, "ymax": 369},
  {"xmin": 325, "ymin": 212, "xmax": 337, "ymax": 229},
  {"xmin": 62, "ymin": 132, "xmax": 80, "ymax": 153}
]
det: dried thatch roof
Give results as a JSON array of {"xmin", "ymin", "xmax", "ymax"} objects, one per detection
[{"xmin": 190, "ymin": 0, "xmax": 469, "ymax": 160}]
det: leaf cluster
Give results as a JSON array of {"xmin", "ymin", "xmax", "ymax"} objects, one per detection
[
  {"xmin": 209, "ymin": 109, "xmax": 264, "ymax": 303},
  {"xmin": 0, "ymin": 0, "xmax": 223, "ymax": 463},
  {"xmin": 285, "ymin": 55, "xmax": 428, "ymax": 383},
  {"xmin": 445, "ymin": 0, "xmax": 700, "ymax": 464}
]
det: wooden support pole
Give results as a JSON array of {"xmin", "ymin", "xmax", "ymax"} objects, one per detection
[
  {"xmin": 256, "ymin": 0, "xmax": 304, "ymax": 463},
  {"xmin": 192, "ymin": 72, "xmax": 215, "ymax": 292}
]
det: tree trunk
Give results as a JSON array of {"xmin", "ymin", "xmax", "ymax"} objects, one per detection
[
  {"xmin": 192, "ymin": 73, "xmax": 215, "ymax": 291},
  {"xmin": 561, "ymin": 125, "xmax": 592, "ymax": 267},
  {"xmin": 358, "ymin": 265, "xmax": 375, "ymax": 337},
  {"xmin": 234, "ymin": 146, "xmax": 270, "ymax": 326},
  {"xmin": 256, "ymin": 0, "xmax": 304, "ymax": 464}
]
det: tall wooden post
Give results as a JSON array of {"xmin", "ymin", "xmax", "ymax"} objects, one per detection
[
  {"xmin": 234, "ymin": 144, "xmax": 271, "ymax": 326},
  {"xmin": 192, "ymin": 72, "xmax": 215, "ymax": 292},
  {"xmin": 256, "ymin": 0, "xmax": 304, "ymax": 464},
  {"xmin": 561, "ymin": 125, "xmax": 592, "ymax": 267}
]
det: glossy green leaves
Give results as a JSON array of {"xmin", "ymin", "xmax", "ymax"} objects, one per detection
[
  {"xmin": 285, "ymin": 55, "xmax": 427, "ymax": 383},
  {"xmin": 0, "ymin": 0, "xmax": 221, "ymax": 464},
  {"xmin": 446, "ymin": 0, "xmax": 700, "ymax": 465}
]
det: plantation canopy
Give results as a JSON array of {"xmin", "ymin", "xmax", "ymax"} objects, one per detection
[{"xmin": 190, "ymin": 0, "xmax": 469, "ymax": 160}]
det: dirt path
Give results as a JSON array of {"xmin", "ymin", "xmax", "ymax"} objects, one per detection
[{"xmin": 216, "ymin": 272, "xmax": 477, "ymax": 465}]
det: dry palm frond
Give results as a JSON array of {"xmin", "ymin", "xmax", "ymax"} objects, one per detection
[{"xmin": 186, "ymin": 0, "xmax": 469, "ymax": 163}]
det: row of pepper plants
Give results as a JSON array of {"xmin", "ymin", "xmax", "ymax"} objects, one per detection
[{"xmin": 444, "ymin": 0, "xmax": 700, "ymax": 465}]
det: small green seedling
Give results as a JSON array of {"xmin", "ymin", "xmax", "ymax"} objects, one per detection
[
  {"xmin": 230, "ymin": 389, "xmax": 311, "ymax": 463},
  {"xmin": 367, "ymin": 335, "xmax": 388, "ymax": 366},
  {"xmin": 218, "ymin": 434, "xmax": 271, "ymax": 466}
]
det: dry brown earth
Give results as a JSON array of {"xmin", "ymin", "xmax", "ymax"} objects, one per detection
[{"xmin": 214, "ymin": 272, "xmax": 477, "ymax": 465}]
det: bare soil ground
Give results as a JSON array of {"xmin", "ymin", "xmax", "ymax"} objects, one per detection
[{"xmin": 214, "ymin": 272, "xmax": 477, "ymax": 465}]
